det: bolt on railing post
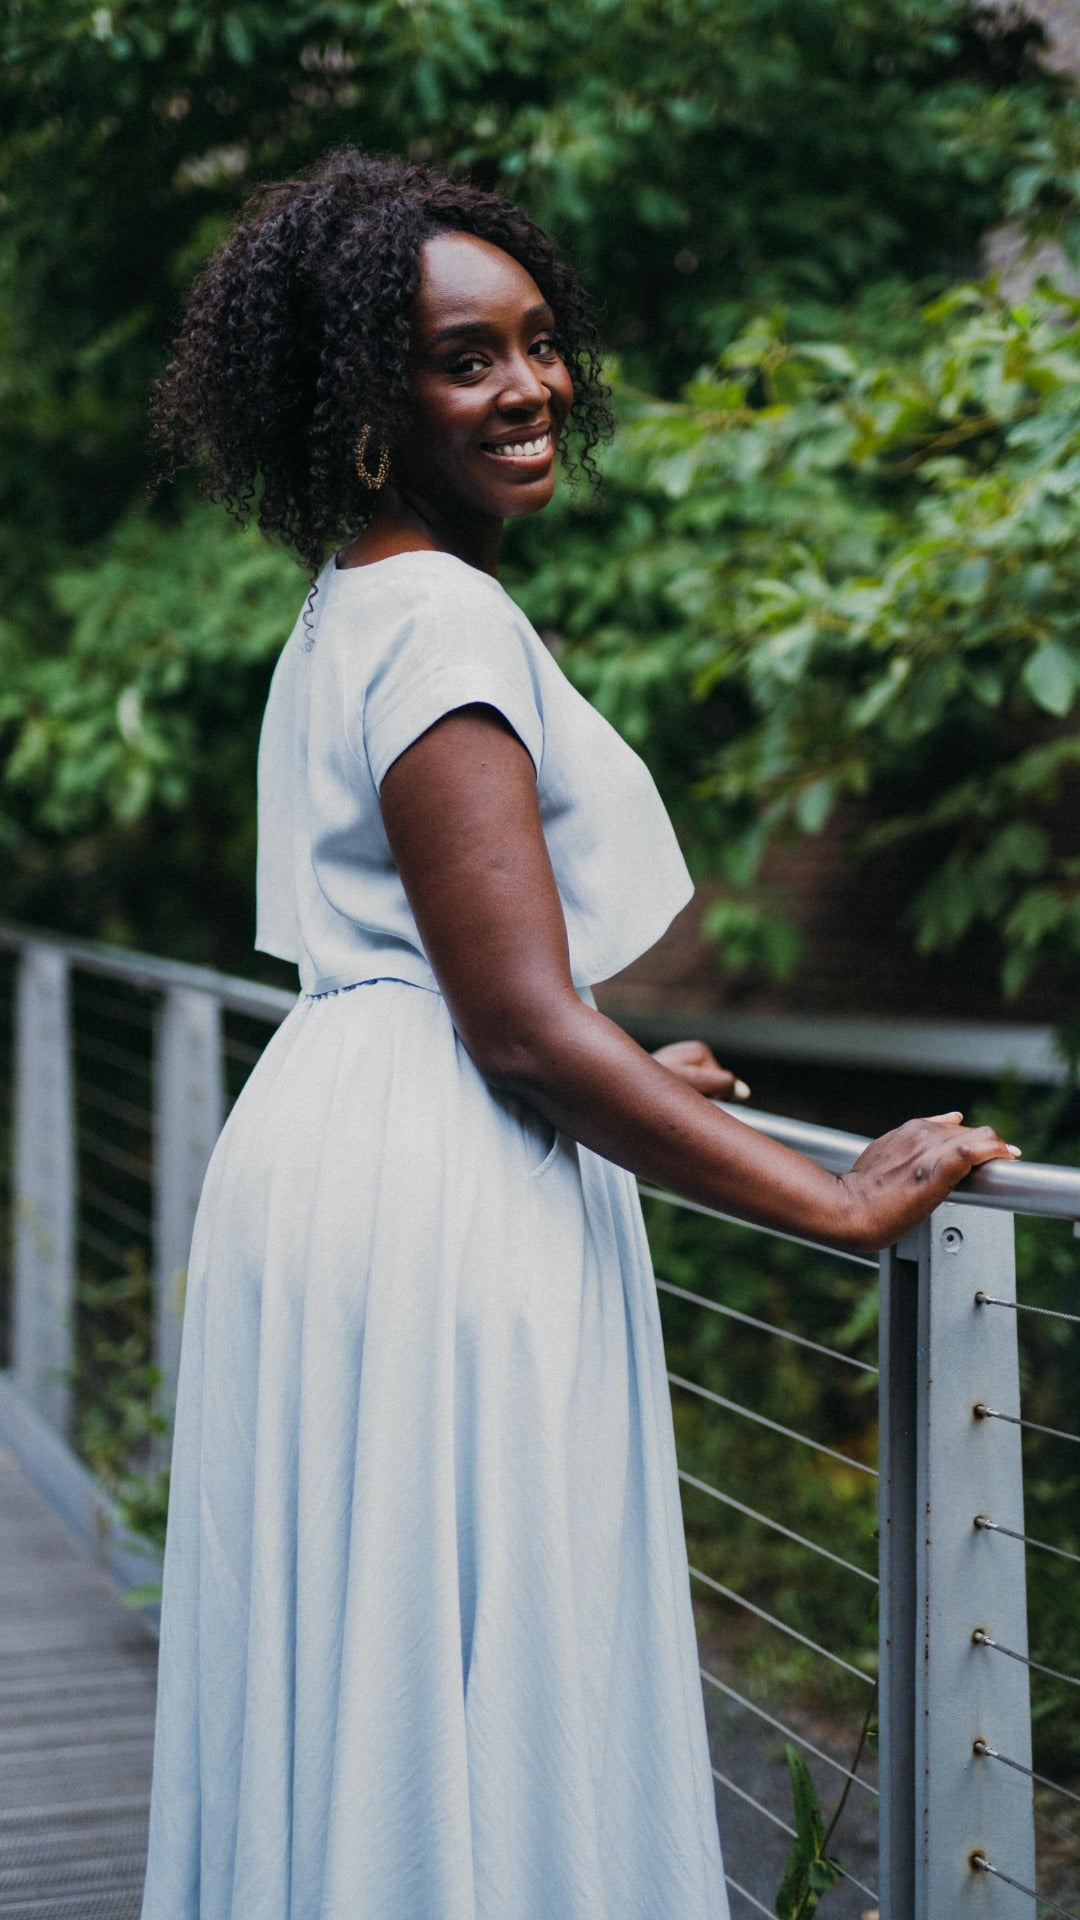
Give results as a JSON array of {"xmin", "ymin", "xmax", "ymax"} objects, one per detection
[
  {"xmin": 11, "ymin": 941, "xmax": 76, "ymax": 1435},
  {"xmin": 879, "ymin": 1202, "xmax": 1035, "ymax": 1920},
  {"xmin": 153, "ymin": 988, "xmax": 224, "ymax": 1429}
]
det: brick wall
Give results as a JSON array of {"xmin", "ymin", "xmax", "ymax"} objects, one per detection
[{"xmin": 601, "ymin": 793, "xmax": 1079, "ymax": 1028}]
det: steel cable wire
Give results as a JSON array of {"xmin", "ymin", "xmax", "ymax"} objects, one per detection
[
  {"xmin": 972, "ymin": 1739, "xmax": 1080, "ymax": 1810},
  {"xmin": 73, "ymin": 988, "xmax": 154, "ymax": 1032},
  {"xmin": 223, "ymin": 1035, "xmax": 265, "ymax": 1068},
  {"xmin": 78, "ymin": 1181, "xmax": 151, "ymax": 1240},
  {"xmin": 974, "ymin": 1514, "xmax": 1080, "ymax": 1567},
  {"xmin": 639, "ymin": 1182, "xmax": 877, "ymax": 1269},
  {"xmin": 689, "ymin": 1563, "xmax": 876, "ymax": 1686},
  {"xmin": 970, "ymin": 1853, "xmax": 1080, "ymax": 1918},
  {"xmin": 669, "ymin": 1373, "xmax": 877, "ymax": 1475},
  {"xmin": 974, "ymin": 1403, "xmax": 1080, "ymax": 1448},
  {"xmin": 679, "ymin": 1469, "xmax": 878, "ymax": 1584},
  {"xmin": 723, "ymin": 1873, "xmax": 774, "ymax": 1917},
  {"xmin": 73, "ymin": 1033, "xmax": 152, "ymax": 1080},
  {"xmin": 76, "ymin": 1130, "xmax": 153, "ymax": 1185},
  {"xmin": 700, "ymin": 1665, "xmax": 878, "ymax": 1795},
  {"xmin": 75, "ymin": 1082, "xmax": 151, "ymax": 1131},
  {"xmin": 971, "ymin": 1749, "xmax": 1080, "ymax": 1850},
  {"xmin": 975, "ymin": 1290, "xmax": 1080, "ymax": 1329},
  {"xmin": 76, "ymin": 1223, "xmax": 131, "ymax": 1267},
  {"xmin": 972, "ymin": 1630, "xmax": 1080, "ymax": 1690},
  {"xmin": 712, "ymin": 1769, "xmax": 880, "ymax": 1905},
  {"xmin": 711, "ymin": 1766, "xmax": 797, "ymax": 1841},
  {"xmin": 657, "ymin": 1277, "xmax": 877, "ymax": 1373}
]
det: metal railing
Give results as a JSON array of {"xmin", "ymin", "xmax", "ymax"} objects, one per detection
[{"xmin": 0, "ymin": 921, "xmax": 1078, "ymax": 1919}]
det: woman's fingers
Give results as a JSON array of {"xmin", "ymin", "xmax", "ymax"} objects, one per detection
[
  {"xmin": 949, "ymin": 1123, "xmax": 1021, "ymax": 1164},
  {"xmin": 913, "ymin": 1114, "xmax": 1021, "ymax": 1170},
  {"xmin": 650, "ymin": 1040, "xmax": 750, "ymax": 1100},
  {"xmin": 921, "ymin": 1117, "xmax": 1019, "ymax": 1166},
  {"xmin": 842, "ymin": 1113, "xmax": 1022, "ymax": 1251}
]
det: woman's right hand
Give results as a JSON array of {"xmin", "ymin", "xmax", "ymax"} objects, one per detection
[{"xmin": 837, "ymin": 1111, "xmax": 1020, "ymax": 1254}]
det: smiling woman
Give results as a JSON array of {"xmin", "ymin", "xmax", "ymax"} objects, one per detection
[
  {"xmin": 140, "ymin": 147, "xmax": 1016, "ymax": 1920},
  {"xmin": 336, "ymin": 230, "xmax": 575, "ymax": 575},
  {"xmin": 149, "ymin": 149, "xmax": 611, "ymax": 576}
]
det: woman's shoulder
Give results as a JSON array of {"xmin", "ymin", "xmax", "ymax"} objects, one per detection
[
  {"xmin": 325, "ymin": 547, "xmax": 540, "ymax": 664},
  {"xmin": 324, "ymin": 550, "xmax": 548, "ymax": 785},
  {"xmin": 329, "ymin": 547, "xmax": 513, "ymax": 611}
]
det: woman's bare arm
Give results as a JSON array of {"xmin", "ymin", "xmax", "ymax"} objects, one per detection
[{"xmin": 379, "ymin": 706, "xmax": 1016, "ymax": 1253}]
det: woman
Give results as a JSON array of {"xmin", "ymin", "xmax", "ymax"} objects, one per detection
[{"xmin": 141, "ymin": 149, "xmax": 1017, "ymax": 1920}]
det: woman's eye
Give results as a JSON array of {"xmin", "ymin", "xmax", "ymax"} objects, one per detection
[
  {"xmin": 532, "ymin": 336, "xmax": 559, "ymax": 358},
  {"xmin": 448, "ymin": 353, "xmax": 487, "ymax": 376}
]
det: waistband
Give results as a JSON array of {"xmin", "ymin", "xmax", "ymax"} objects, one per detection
[
  {"xmin": 302, "ymin": 973, "xmax": 597, "ymax": 1008},
  {"xmin": 302, "ymin": 974, "xmax": 443, "ymax": 1002}
]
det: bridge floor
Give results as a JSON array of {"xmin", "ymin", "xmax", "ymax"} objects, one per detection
[
  {"xmin": 0, "ymin": 1448, "xmax": 156, "ymax": 1919},
  {"xmin": 0, "ymin": 1440, "xmax": 882, "ymax": 1919}
]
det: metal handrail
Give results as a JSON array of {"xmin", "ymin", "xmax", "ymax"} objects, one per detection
[
  {"xmin": 0, "ymin": 920, "xmax": 297, "ymax": 1025},
  {"xmin": 2, "ymin": 919, "xmax": 1076, "ymax": 1220},
  {"xmin": 715, "ymin": 1099, "xmax": 1080, "ymax": 1222}
]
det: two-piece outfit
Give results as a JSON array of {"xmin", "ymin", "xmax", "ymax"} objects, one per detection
[{"xmin": 140, "ymin": 549, "xmax": 729, "ymax": 1919}]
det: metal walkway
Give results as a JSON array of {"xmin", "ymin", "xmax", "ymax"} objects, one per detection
[{"xmin": 0, "ymin": 1448, "xmax": 156, "ymax": 1919}]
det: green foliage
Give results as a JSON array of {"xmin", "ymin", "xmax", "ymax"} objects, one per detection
[
  {"xmin": 511, "ymin": 282, "xmax": 1080, "ymax": 1000},
  {"xmin": 4, "ymin": 506, "xmax": 298, "ymax": 833},
  {"xmin": 0, "ymin": 0, "xmax": 1076, "ymax": 977},
  {"xmin": 0, "ymin": 504, "xmax": 300, "ymax": 961},
  {"xmin": 775, "ymin": 1746, "xmax": 842, "ymax": 1919},
  {"xmin": 1, "ymin": 0, "xmax": 1055, "ymax": 485},
  {"xmin": 72, "ymin": 1249, "xmax": 170, "ymax": 1557},
  {"xmin": 15, "ymin": 284, "xmax": 1080, "ymax": 997}
]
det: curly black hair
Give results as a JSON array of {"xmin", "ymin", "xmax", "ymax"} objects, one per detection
[{"xmin": 151, "ymin": 148, "xmax": 613, "ymax": 572}]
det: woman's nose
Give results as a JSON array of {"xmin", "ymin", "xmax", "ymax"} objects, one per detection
[{"xmin": 497, "ymin": 352, "xmax": 549, "ymax": 412}]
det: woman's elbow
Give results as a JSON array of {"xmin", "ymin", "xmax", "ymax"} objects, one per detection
[{"xmin": 458, "ymin": 993, "xmax": 578, "ymax": 1094}]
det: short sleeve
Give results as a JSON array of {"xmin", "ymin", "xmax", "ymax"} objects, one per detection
[{"xmin": 355, "ymin": 566, "xmax": 545, "ymax": 791}]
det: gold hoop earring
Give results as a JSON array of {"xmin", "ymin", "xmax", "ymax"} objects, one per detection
[{"xmin": 354, "ymin": 424, "xmax": 390, "ymax": 491}]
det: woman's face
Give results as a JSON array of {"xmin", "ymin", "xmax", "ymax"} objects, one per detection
[{"xmin": 391, "ymin": 230, "xmax": 575, "ymax": 525}]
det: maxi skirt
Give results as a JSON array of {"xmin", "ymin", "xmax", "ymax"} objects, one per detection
[{"xmin": 140, "ymin": 979, "xmax": 728, "ymax": 1920}]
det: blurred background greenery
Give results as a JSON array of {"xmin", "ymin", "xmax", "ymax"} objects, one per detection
[{"xmin": 5, "ymin": 0, "xmax": 1080, "ymax": 1018}]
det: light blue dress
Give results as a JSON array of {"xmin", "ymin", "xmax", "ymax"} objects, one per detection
[{"xmin": 141, "ymin": 550, "xmax": 729, "ymax": 1920}]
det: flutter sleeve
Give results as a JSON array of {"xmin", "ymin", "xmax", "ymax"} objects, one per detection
[{"xmin": 353, "ymin": 561, "xmax": 545, "ymax": 791}]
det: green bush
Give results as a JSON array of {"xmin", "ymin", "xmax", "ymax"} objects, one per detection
[
  {"xmin": 1, "ymin": 0, "xmax": 1076, "ymax": 981},
  {"xmin": 512, "ymin": 283, "xmax": 1080, "ymax": 1010}
]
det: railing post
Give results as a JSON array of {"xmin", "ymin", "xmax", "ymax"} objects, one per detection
[
  {"xmin": 153, "ymin": 988, "xmax": 224, "ymax": 1424},
  {"xmin": 879, "ymin": 1201, "xmax": 1035, "ymax": 1919},
  {"xmin": 12, "ymin": 942, "xmax": 76, "ymax": 1435},
  {"xmin": 878, "ymin": 1231, "xmax": 919, "ymax": 1920}
]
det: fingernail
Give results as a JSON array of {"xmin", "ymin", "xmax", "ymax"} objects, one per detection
[
  {"xmin": 1007, "ymin": 1144, "xmax": 1022, "ymax": 1157},
  {"xmin": 734, "ymin": 1079, "xmax": 751, "ymax": 1100}
]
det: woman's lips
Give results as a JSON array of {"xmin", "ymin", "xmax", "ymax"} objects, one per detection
[{"xmin": 479, "ymin": 428, "xmax": 553, "ymax": 470}]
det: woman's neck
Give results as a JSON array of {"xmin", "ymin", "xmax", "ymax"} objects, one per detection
[{"xmin": 337, "ymin": 487, "xmax": 503, "ymax": 577}]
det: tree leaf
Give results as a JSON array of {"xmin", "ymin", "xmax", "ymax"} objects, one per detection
[{"xmin": 1022, "ymin": 643, "xmax": 1077, "ymax": 717}]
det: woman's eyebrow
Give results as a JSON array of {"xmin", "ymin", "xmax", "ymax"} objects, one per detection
[{"xmin": 427, "ymin": 303, "xmax": 555, "ymax": 349}]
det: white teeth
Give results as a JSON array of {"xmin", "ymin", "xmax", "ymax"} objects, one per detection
[{"xmin": 486, "ymin": 432, "xmax": 549, "ymax": 458}]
